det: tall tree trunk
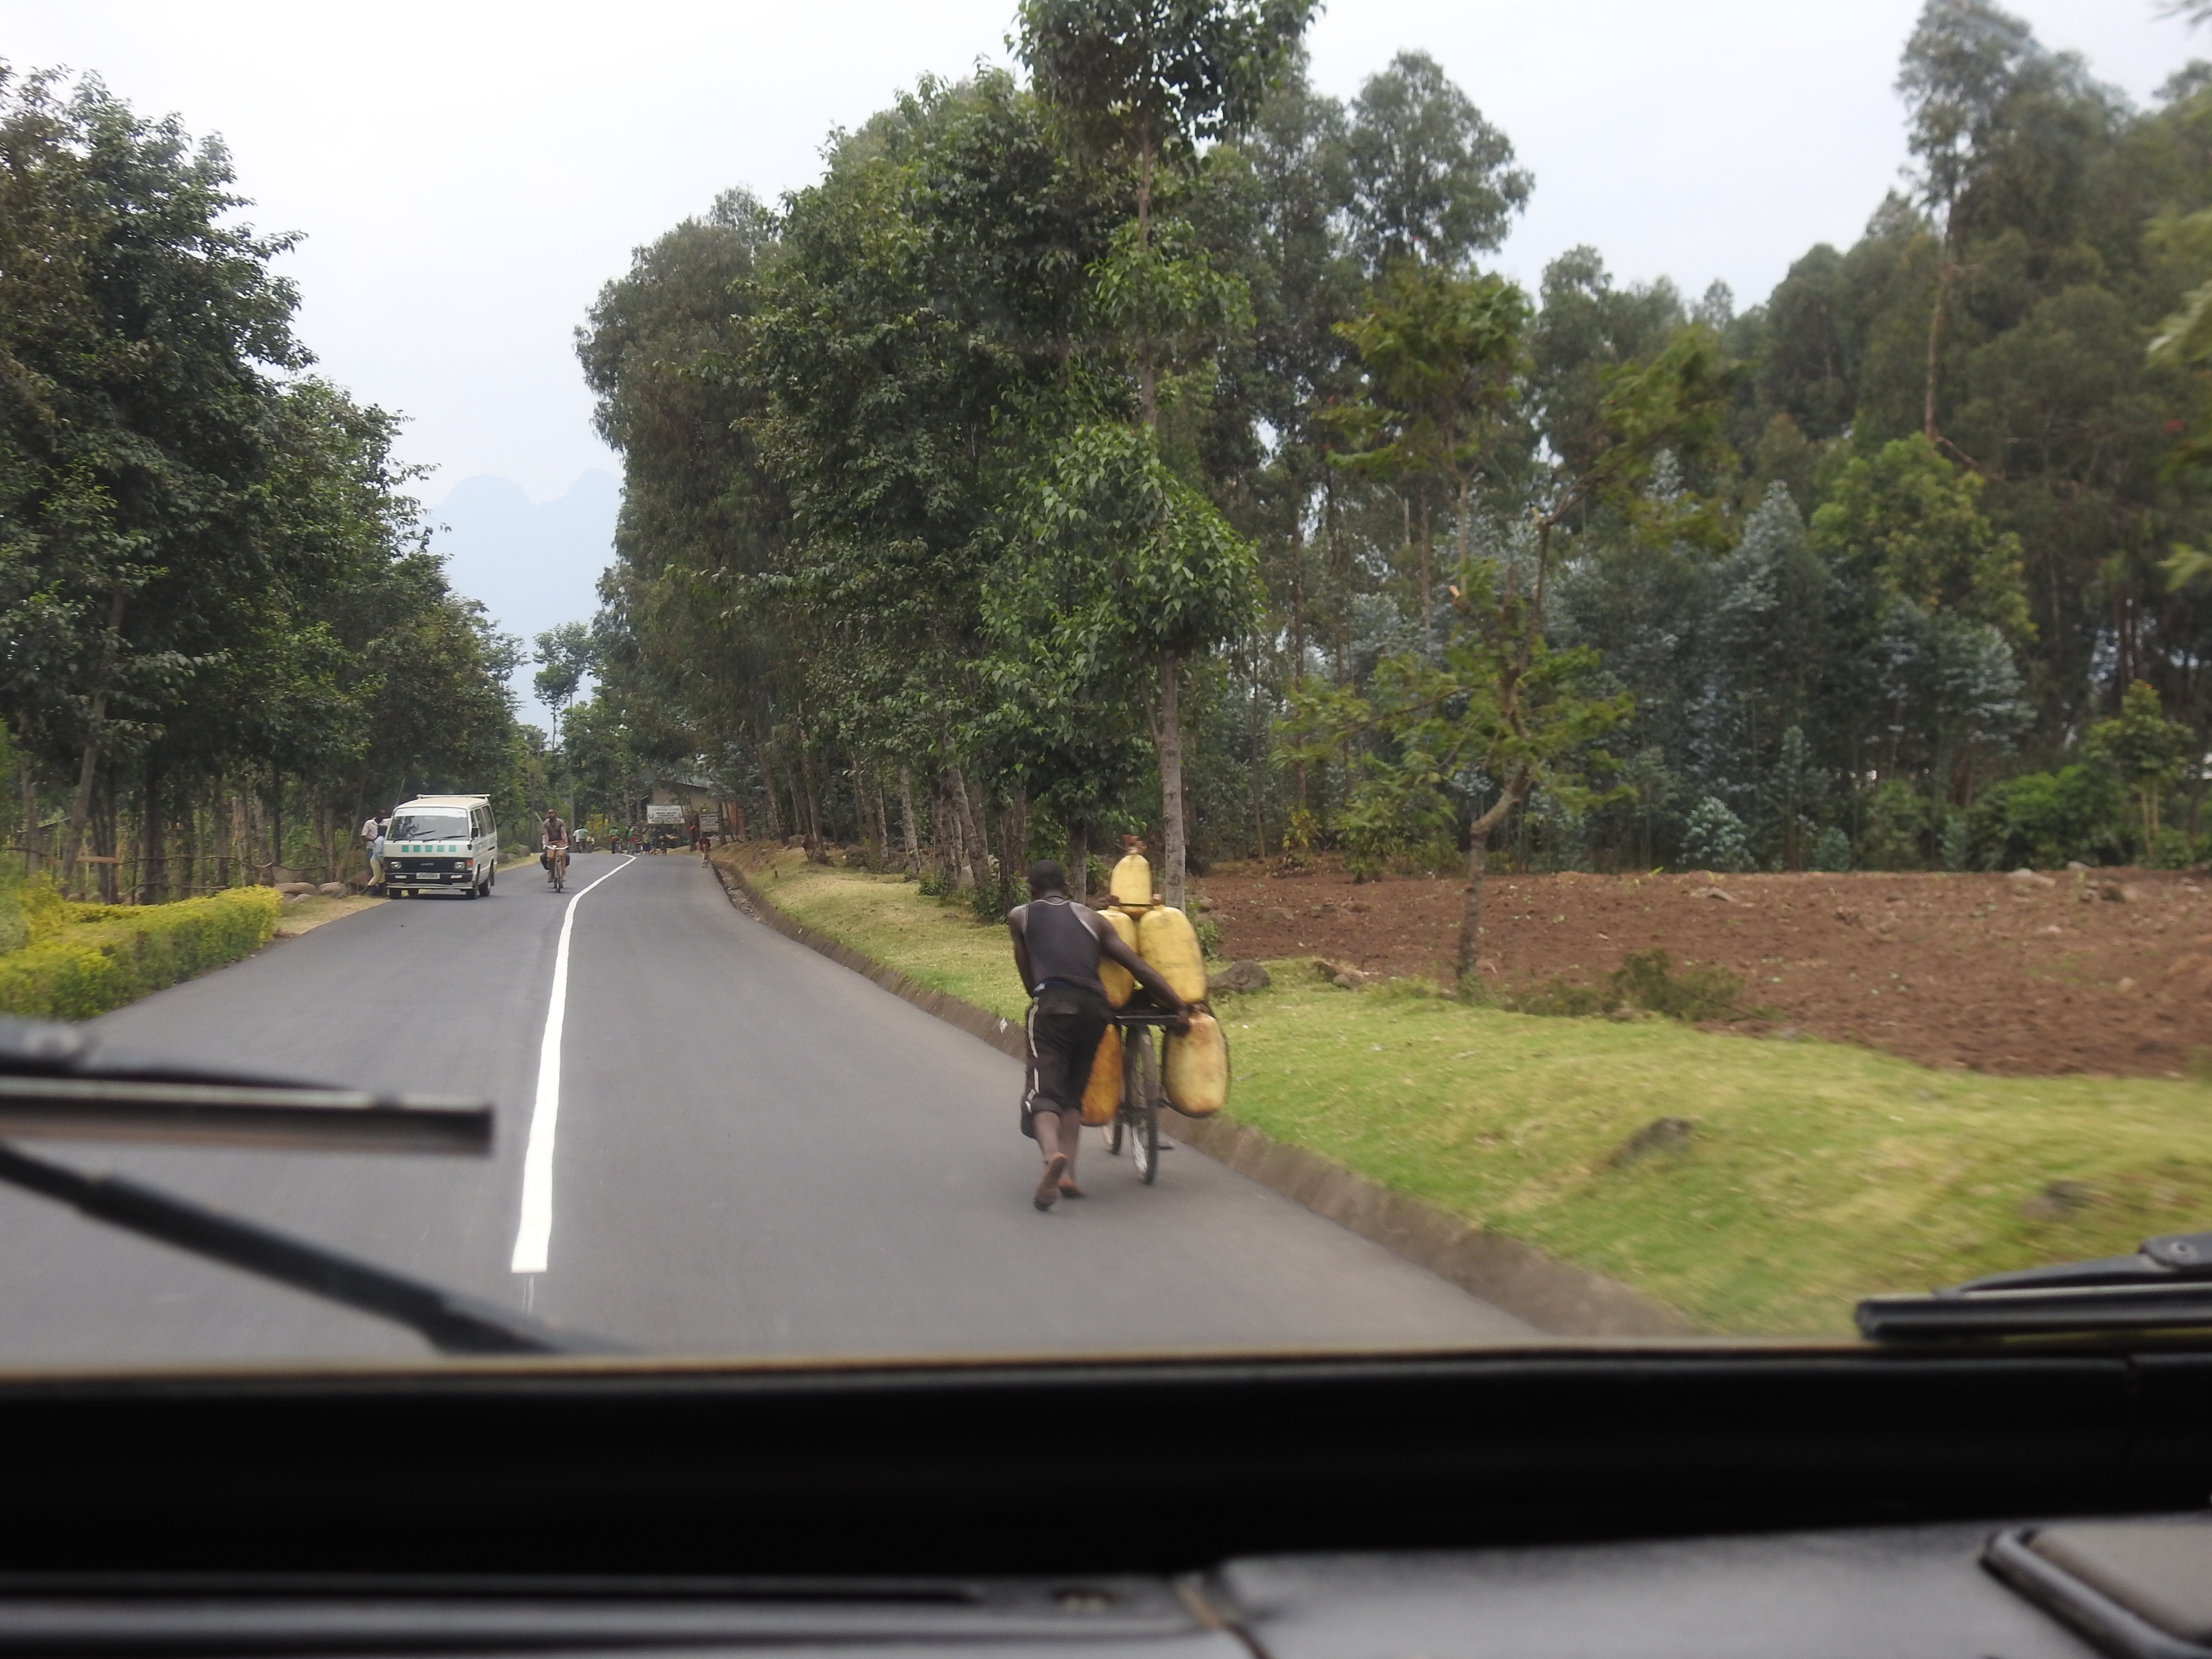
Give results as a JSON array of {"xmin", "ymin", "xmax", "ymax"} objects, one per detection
[
  {"xmin": 871, "ymin": 768, "xmax": 890, "ymax": 861},
  {"xmin": 1135, "ymin": 140, "xmax": 1156, "ymax": 431},
  {"xmin": 852, "ymin": 756, "xmax": 875, "ymax": 862},
  {"xmin": 1455, "ymin": 776, "xmax": 1529, "ymax": 986},
  {"xmin": 1289, "ymin": 511, "xmax": 1309, "ymax": 811},
  {"xmin": 18, "ymin": 742, "xmax": 39, "ymax": 878},
  {"xmin": 1004, "ymin": 783, "xmax": 1029, "ymax": 911},
  {"xmin": 1068, "ymin": 822, "xmax": 1089, "ymax": 906},
  {"xmin": 94, "ymin": 786, "xmax": 118, "ymax": 903},
  {"xmin": 1247, "ymin": 642, "xmax": 1267, "ymax": 859},
  {"xmin": 1923, "ymin": 252, "xmax": 1951, "ymax": 442},
  {"xmin": 756, "ymin": 740, "xmax": 785, "ymax": 840},
  {"xmin": 1325, "ymin": 472, "xmax": 1349, "ymax": 686},
  {"xmin": 1418, "ymin": 496, "xmax": 1434, "ymax": 652},
  {"xmin": 178, "ymin": 789, "xmax": 195, "ymax": 898},
  {"xmin": 898, "ymin": 766, "xmax": 921, "ymax": 878},
  {"xmin": 138, "ymin": 753, "xmax": 165, "ymax": 905},
  {"xmin": 1158, "ymin": 650, "xmax": 1188, "ymax": 911},
  {"xmin": 946, "ymin": 763, "xmax": 993, "ymax": 896},
  {"xmin": 62, "ymin": 589, "xmax": 127, "ymax": 898},
  {"xmin": 797, "ymin": 741, "xmax": 826, "ymax": 861},
  {"xmin": 932, "ymin": 777, "xmax": 960, "ymax": 888},
  {"xmin": 268, "ymin": 771, "xmax": 283, "ymax": 885}
]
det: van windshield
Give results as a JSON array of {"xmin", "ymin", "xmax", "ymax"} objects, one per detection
[{"xmin": 388, "ymin": 811, "xmax": 470, "ymax": 842}]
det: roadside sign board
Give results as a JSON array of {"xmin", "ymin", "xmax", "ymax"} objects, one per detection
[{"xmin": 645, "ymin": 804, "xmax": 685, "ymax": 824}]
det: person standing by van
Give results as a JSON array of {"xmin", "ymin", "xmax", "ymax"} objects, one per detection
[{"xmin": 367, "ymin": 813, "xmax": 389, "ymax": 894}]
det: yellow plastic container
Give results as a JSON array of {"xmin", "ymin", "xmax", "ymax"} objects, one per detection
[
  {"xmin": 1096, "ymin": 906, "xmax": 1138, "ymax": 1009},
  {"xmin": 1165, "ymin": 1013, "xmax": 1228, "ymax": 1117},
  {"xmin": 1080, "ymin": 1023, "xmax": 1122, "ymax": 1127},
  {"xmin": 1137, "ymin": 904, "xmax": 1208, "ymax": 1005},
  {"xmin": 1108, "ymin": 852, "xmax": 1153, "ymax": 909}
]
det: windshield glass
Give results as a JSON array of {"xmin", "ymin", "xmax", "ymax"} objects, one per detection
[
  {"xmin": 387, "ymin": 812, "xmax": 471, "ymax": 842},
  {"xmin": 1, "ymin": 3, "xmax": 2207, "ymax": 1372}
]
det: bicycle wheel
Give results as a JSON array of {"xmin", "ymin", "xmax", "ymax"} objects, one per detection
[{"xmin": 1129, "ymin": 1028, "xmax": 1160, "ymax": 1185}]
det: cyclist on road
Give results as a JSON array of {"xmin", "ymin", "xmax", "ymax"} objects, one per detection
[
  {"xmin": 541, "ymin": 809, "xmax": 570, "ymax": 885},
  {"xmin": 1008, "ymin": 860, "xmax": 1188, "ymax": 1213}
]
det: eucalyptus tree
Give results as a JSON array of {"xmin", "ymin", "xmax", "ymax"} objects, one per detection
[
  {"xmin": 1343, "ymin": 49, "xmax": 1531, "ymax": 277},
  {"xmin": 577, "ymin": 189, "xmax": 786, "ymax": 824},
  {"xmin": 1014, "ymin": 0, "xmax": 1310, "ymax": 904},
  {"xmin": 1327, "ymin": 265, "xmax": 1527, "ymax": 638}
]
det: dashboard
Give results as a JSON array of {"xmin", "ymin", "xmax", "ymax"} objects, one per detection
[{"xmin": 1, "ymin": 1345, "xmax": 2204, "ymax": 1657}]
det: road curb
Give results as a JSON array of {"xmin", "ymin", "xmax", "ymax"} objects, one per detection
[{"xmin": 709, "ymin": 854, "xmax": 1693, "ymax": 1339}]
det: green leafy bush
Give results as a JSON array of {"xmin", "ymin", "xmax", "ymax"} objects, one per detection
[
  {"xmin": 1860, "ymin": 780, "xmax": 1933, "ymax": 869},
  {"xmin": 1680, "ymin": 796, "xmax": 1753, "ymax": 871},
  {"xmin": 1968, "ymin": 766, "xmax": 2127, "ymax": 869},
  {"xmin": 0, "ymin": 886, "xmax": 280, "ymax": 1020}
]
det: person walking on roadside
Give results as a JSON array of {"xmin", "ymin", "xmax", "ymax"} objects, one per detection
[{"xmin": 1009, "ymin": 860, "xmax": 1189, "ymax": 1212}]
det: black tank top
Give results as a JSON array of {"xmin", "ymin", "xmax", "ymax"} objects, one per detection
[{"xmin": 1022, "ymin": 898, "xmax": 1106, "ymax": 996}]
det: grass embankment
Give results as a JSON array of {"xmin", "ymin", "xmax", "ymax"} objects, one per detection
[
  {"xmin": 0, "ymin": 878, "xmax": 280, "ymax": 1020},
  {"xmin": 719, "ymin": 843, "xmax": 2212, "ymax": 1334}
]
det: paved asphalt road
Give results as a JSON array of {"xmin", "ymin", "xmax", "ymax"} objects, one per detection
[{"xmin": 0, "ymin": 854, "xmax": 1528, "ymax": 1364}]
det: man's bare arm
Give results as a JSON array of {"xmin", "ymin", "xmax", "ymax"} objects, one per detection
[{"xmin": 1009, "ymin": 908, "xmax": 1034, "ymax": 993}]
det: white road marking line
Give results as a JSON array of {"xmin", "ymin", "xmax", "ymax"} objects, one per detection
[{"xmin": 510, "ymin": 855, "xmax": 636, "ymax": 1274}]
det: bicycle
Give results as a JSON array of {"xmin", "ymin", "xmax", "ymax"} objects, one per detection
[
  {"xmin": 1101, "ymin": 1008, "xmax": 1179, "ymax": 1185},
  {"xmin": 546, "ymin": 845, "xmax": 568, "ymax": 893}
]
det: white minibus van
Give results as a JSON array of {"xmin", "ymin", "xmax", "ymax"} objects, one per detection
[{"xmin": 381, "ymin": 795, "xmax": 499, "ymax": 899}]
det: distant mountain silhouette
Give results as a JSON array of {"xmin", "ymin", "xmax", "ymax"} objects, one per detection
[{"xmin": 430, "ymin": 471, "xmax": 619, "ymax": 730}]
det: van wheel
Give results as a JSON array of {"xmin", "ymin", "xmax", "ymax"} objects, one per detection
[{"xmin": 462, "ymin": 882, "xmax": 478, "ymax": 899}]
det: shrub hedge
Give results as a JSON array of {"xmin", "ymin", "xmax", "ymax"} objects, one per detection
[{"xmin": 0, "ymin": 885, "xmax": 281, "ymax": 1020}]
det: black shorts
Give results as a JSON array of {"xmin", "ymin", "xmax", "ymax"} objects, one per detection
[{"xmin": 1020, "ymin": 984, "xmax": 1109, "ymax": 1139}]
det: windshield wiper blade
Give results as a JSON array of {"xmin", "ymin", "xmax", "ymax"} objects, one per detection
[
  {"xmin": 1857, "ymin": 1229, "xmax": 2212, "ymax": 1340},
  {"xmin": 0, "ymin": 1139, "xmax": 613, "ymax": 1356},
  {"xmin": 0, "ymin": 1020, "xmax": 489, "ymax": 1153},
  {"xmin": 0, "ymin": 1018, "xmax": 620, "ymax": 1357}
]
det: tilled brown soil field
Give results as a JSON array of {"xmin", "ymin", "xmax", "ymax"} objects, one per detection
[{"xmin": 1198, "ymin": 863, "xmax": 2212, "ymax": 1077}]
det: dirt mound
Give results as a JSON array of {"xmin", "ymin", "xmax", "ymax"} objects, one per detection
[{"xmin": 1200, "ymin": 864, "xmax": 2212, "ymax": 1078}]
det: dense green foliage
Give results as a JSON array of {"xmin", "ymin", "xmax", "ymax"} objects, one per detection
[
  {"xmin": 0, "ymin": 69, "xmax": 527, "ymax": 899},
  {"xmin": 578, "ymin": 0, "xmax": 2212, "ymax": 891},
  {"xmin": 0, "ymin": 881, "xmax": 277, "ymax": 1018}
]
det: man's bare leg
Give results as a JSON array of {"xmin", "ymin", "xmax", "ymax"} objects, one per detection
[
  {"xmin": 1058, "ymin": 1111, "xmax": 1083, "ymax": 1196},
  {"xmin": 1033, "ymin": 1109, "xmax": 1070, "ymax": 1210}
]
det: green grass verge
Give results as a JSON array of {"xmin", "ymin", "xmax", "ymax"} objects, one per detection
[
  {"xmin": 732, "ymin": 848, "xmax": 1032, "ymax": 1023},
  {"xmin": 722, "ymin": 846, "xmax": 2212, "ymax": 1334},
  {"xmin": 0, "ymin": 881, "xmax": 281, "ymax": 1020}
]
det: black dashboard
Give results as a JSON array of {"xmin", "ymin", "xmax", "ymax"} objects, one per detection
[{"xmin": 1, "ymin": 1343, "xmax": 2204, "ymax": 1656}]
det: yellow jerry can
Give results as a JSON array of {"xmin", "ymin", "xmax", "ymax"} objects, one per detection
[
  {"xmin": 1096, "ymin": 906, "xmax": 1138, "ymax": 1009},
  {"xmin": 1165, "ymin": 1012, "xmax": 1228, "ymax": 1117},
  {"xmin": 1108, "ymin": 851, "xmax": 1153, "ymax": 909},
  {"xmin": 1137, "ymin": 904, "xmax": 1208, "ymax": 1005},
  {"xmin": 1081, "ymin": 1023, "xmax": 1122, "ymax": 1127}
]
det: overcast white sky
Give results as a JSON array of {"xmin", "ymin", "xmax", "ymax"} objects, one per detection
[{"xmin": 0, "ymin": 1, "xmax": 2200, "ymax": 507}]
